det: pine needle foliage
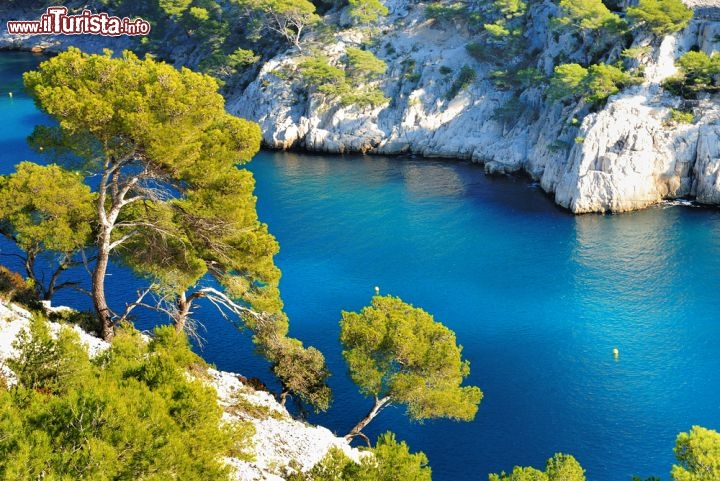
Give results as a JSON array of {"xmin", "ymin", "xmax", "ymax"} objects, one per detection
[{"xmin": 0, "ymin": 318, "xmax": 254, "ymax": 480}]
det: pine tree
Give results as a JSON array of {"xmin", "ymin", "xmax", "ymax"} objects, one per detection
[{"xmin": 340, "ymin": 295, "xmax": 482, "ymax": 443}]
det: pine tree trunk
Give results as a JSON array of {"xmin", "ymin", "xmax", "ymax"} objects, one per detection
[
  {"xmin": 345, "ymin": 395, "xmax": 391, "ymax": 443},
  {"xmin": 93, "ymin": 232, "xmax": 113, "ymax": 342},
  {"xmin": 24, "ymin": 251, "xmax": 42, "ymax": 299}
]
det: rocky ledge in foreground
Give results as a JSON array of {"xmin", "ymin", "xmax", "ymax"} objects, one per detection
[{"xmin": 0, "ymin": 300, "xmax": 360, "ymax": 481}]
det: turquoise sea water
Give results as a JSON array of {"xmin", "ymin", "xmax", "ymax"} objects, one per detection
[{"xmin": 2, "ymin": 52, "xmax": 720, "ymax": 481}]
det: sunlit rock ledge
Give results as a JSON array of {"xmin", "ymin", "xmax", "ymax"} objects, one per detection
[{"xmin": 0, "ymin": 300, "xmax": 361, "ymax": 481}]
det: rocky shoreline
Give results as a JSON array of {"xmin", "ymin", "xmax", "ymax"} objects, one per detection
[
  {"xmin": 2, "ymin": 0, "xmax": 719, "ymax": 215},
  {"xmin": 231, "ymin": 0, "xmax": 720, "ymax": 214}
]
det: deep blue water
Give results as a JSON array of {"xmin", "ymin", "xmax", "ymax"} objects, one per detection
[{"xmin": 3, "ymin": 52, "xmax": 720, "ymax": 481}]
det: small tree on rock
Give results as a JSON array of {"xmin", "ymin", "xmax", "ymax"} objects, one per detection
[
  {"xmin": 340, "ymin": 295, "xmax": 482, "ymax": 444},
  {"xmin": 348, "ymin": 0, "xmax": 388, "ymax": 26},
  {"xmin": 258, "ymin": 0, "xmax": 320, "ymax": 51},
  {"xmin": 627, "ymin": 0, "xmax": 693, "ymax": 36}
]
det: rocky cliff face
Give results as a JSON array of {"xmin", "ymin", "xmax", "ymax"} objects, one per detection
[
  {"xmin": 553, "ymin": 19, "xmax": 720, "ymax": 213},
  {"xmin": 2, "ymin": 1, "xmax": 718, "ymax": 214},
  {"xmin": 230, "ymin": 0, "xmax": 720, "ymax": 213}
]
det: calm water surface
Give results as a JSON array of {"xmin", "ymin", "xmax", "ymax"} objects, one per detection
[{"xmin": 2, "ymin": 52, "xmax": 720, "ymax": 481}]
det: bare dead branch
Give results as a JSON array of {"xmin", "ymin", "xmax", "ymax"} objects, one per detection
[{"xmin": 117, "ymin": 286, "xmax": 155, "ymax": 324}]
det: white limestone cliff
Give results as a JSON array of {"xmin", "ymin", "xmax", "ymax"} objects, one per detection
[
  {"xmin": 230, "ymin": 0, "xmax": 720, "ymax": 213},
  {"xmin": 2, "ymin": 0, "xmax": 719, "ymax": 214}
]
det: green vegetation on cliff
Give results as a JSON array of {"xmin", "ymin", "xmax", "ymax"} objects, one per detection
[
  {"xmin": 0, "ymin": 316, "xmax": 252, "ymax": 480},
  {"xmin": 298, "ymin": 48, "xmax": 388, "ymax": 108},
  {"xmin": 663, "ymin": 51, "xmax": 720, "ymax": 97},
  {"xmin": 627, "ymin": 0, "xmax": 693, "ymax": 35},
  {"xmin": 289, "ymin": 432, "xmax": 432, "ymax": 481},
  {"xmin": 550, "ymin": 62, "xmax": 642, "ymax": 105}
]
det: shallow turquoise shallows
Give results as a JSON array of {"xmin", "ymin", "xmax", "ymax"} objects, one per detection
[{"xmin": 2, "ymin": 52, "xmax": 720, "ymax": 481}]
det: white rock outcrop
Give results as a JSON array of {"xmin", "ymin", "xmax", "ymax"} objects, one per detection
[{"xmin": 231, "ymin": 0, "xmax": 720, "ymax": 213}]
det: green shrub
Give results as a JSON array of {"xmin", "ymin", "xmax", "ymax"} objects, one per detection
[
  {"xmin": 669, "ymin": 108, "xmax": 694, "ymax": 124},
  {"xmin": 298, "ymin": 52, "xmax": 387, "ymax": 108},
  {"xmin": 622, "ymin": 46, "xmax": 653, "ymax": 60},
  {"xmin": 0, "ymin": 318, "xmax": 250, "ymax": 479},
  {"xmin": 349, "ymin": 0, "xmax": 388, "ymax": 25},
  {"xmin": 298, "ymin": 54, "xmax": 346, "ymax": 88},
  {"xmin": 557, "ymin": 0, "xmax": 626, "ymax": 33},
  {"xmin": 229, "ymin": 393, "xmax": 285, "ymax": 420},
  {"xmin": 465, "ymin": 42, "xmax": 487, "ymax": 61},
  {"xmin": 0, "ymin": 265, "xmax": 40, "ymax": 310},
  {"xmin": 6, "ymin": 315, "xmax": 90, "ymax": 395},
  {"xmin": 446, "ymin": 65, "xmax": 477, "ymax": 100},
  {"xmin": 677, "ymin": 51, "xmax": 720, "ymax": 87},
  {"xmin": 550, "ymin": 63, "xmax": 641, "ymax": 104},
  {"xmin": 340, "ymin": 89, "xmax": 388, "ymax": 108},
  {"xmin": 425, "ymin": 3, "xmax": 467, "ymax": 21},
  {"xmin": 627, "ymin": 0, "xmax": 693, "ymax": 36},
  {"xmin": 288, "ymin": 432, "xmax": 431, "ymax": 480},
  {"xmin": 48, "ymin": 309, "xmax": 100, "ymax": 336},
  {"xmin": 345, "ymin": 47, "xmax": 387, "ymax": 79},
  {"xmin": 550, "ymin": 63, "xmax": 589, "ymax": 99},
  {"xmin": 493, "ymin": 0, "xmax": 527, "ymax": 18},
  {"xmin": 405, "ymin": 71, "xmax": 421, "ymax": 82},
  {"xmin": 585, "ymin": 63, "xmax": 641, "ymax": 103},
  {"xmin": 485, "ymin": 22, "xmax": 511, "ymax": 37},
  {"xmin": 515, "ymin": 67, "xmax": 546, "ymax": 88},
  {"xmin": 661, "ymin": 73, "xmax": 688, "ymax": 97},
  {"xmin": 490, "ymin": 70, "xmax": 513, "ymax": 90},
  {"xmin": 662, "ymin": 51, "xmax": 720, "ymax": 97}
]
